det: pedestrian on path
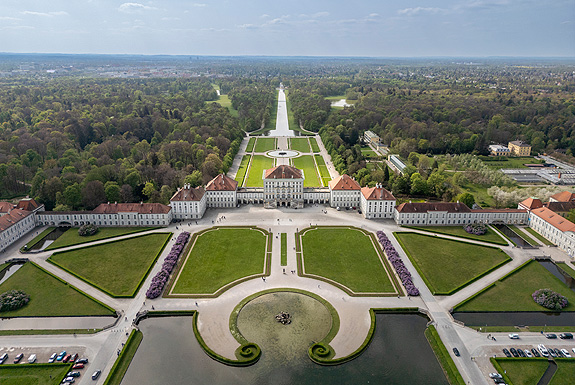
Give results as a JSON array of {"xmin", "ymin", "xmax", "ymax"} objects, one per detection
[{"xmin": 195, "ymin": 301, "xmax": 198, "ymax": 306}]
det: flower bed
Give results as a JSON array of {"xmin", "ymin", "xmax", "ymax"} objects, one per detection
[
  {"xmin": 376, "ymin": 231, "xmax": 420, "ymax": 296},
  {"xmin": 464, "ymin": 223, "xmax": 486, "ymax": 236},
  {"xmin": 0, "ymin": 290, "xmax": 30, "ymax": 312},
  {"xmin": 532, "ymin": 288, "xmax": 568, "ymax": 311},
  {"xmin": 78, "ymin": 224, "xmax": 99, "ymax": 236},
  {"xmin": 146, "ymin": 232, "xmax": 190, "ymax": 299}
]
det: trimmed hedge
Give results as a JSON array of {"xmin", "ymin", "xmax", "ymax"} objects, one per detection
[
  {"xmin": 103, "ymin": 329, "xmax": 143, "ymax": 385},
  {"xmin": 425, "ymin": 325, "xmax": 466, "ymax": 385}
]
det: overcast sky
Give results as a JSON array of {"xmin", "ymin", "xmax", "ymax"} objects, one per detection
[{"xmin": 0, "ymin": 0, "xmax": 573, "ymax": 57}]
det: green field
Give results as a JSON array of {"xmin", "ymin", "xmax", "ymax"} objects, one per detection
[
  {"xmin": 234, "ymin": 155, "xmax": 251, "ymax": 186},
  {"xmin": 0, "ymin": 262, "xmax": 114, "ymax": 317},
  {"xmin": 314, "ymin": 155, "xmax": 331, "ymax": 186},
  {"xmin": 524, "ymin": 227, "xmax": 554, "ymax": 245},
  {"xmin": 551, "ymin": 360, "xmax": 575, "ymax": 385},
  {"xmin": 394, "ymin": 232, "xmax": 511, "ymax": 295},
  {"xmin": 455, "ymin": 260, "xmax": 575, "ymax": 312},
  {"xmin": 404, "ymin": 226, "xmax": 507, "ymax": 245},
  {"xmin": 263, "ymin": 90, "xmax": 279, "ymax": 131},
  {"xmin": 0, "ymin": 364, "xmax": 72, "ymax": 385},
  {"xmin": 557, "ymin": 262, "xmax": 575, "ymax": 279},
  {"xmin": 285, "ymin": 89, "xmax": 302, "ymax": 132},
  {"xmin": 281, "ymin": 233, "xmax": 287, "ymax": 266},
  {"xmin": 361, "ymin": 147, "xmax": 378, "ymax": 158},
  {"xmin": 246, "ymin": 137, "xmax": 256, "ymax": 152},
  {"xmin": 482, "ymin": 156, "xmax": 541, "ymax": 169},
  {"xmin": 289, "ymin": 138, "xmax": 311, "ymax": 153},
  {"xmin": 493, "ymin": 358, "xmax": 549, "ymax": 385},
  {"xmin": 245, "ymin": 155, "xmax": 274, "ymax": 187},
  {"xmin": 46, "ymin": 227, "xmax": 155, "ymax": 250},
  {"xmin": 254, "ymin": 137, "xmax": 276, "ymax": 153},
  {"xmin": 300, "ymin": 227, "xmax": 397, "ymax": 294},
  {"xmin": 49, "ymin": 233, "xmax": 171, "ymax": 297},
  {"xmin": 292, "ymin": 155, "xmax": 321, "ymax": 187},
  {"xmin": 171, "ymin": 228, "xmax": 268, "ymax": 295},
  {"xmin": 207, "ymin": 94, "xmax": 238, "ymax": 117},
  {"xmin": 309, "ymin": 137, "xmax": 321, "ymax": 152}
]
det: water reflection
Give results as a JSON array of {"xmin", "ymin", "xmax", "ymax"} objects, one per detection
[{"xmin": 0, "ymin": 263, "xmax": 24, "ymax": 285}]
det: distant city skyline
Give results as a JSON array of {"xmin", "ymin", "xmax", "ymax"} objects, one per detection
[{"xmin": 0, "ymin": 0, "xmax": 573, "ymax": 57}]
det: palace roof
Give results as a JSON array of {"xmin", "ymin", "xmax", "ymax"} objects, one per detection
[
  {"xmin": 206, "ymin": 174, "xmax": 238, "ymax": 191},
  {"xmin": 361, "ymin": 186, "xmax": 395, "ymax": 200},
  {"xmin": 329, "ymin": 175, "xmax": 360, "ymax": 190},
  {"xmin": 170, "ymin": 186, "xmax": 205, "ymax": 202},
  {"xmin": 92, "ymin": 202, "xmax": 172, "ymax": 214},
  {"xmin": 264, "ymin": 165, "xmax": 303, "ymax": 180},
  {"xmin": 531, "ymin": 207, "xmax": 575, "ymax": 233}
]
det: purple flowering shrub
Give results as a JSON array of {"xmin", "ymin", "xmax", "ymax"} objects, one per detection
[
  {"xmin": 532, "ymin": 288, "xmax": 568, "ymax": 311},
  {"xmin": 464, "ymin": 223, "xmax": 487, "ymax": 236},
  {"xmin": 0, "ymin": 290, "xmax": 30, "ymax": 312},
  {"xmin": 376, "ymin": 231, "xmax": 420, "ymax": 296},
  {"xmin": 146, "ymin": 232, "xmax": 190, "ymax": 299}
]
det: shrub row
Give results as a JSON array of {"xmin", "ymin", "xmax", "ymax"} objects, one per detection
[
  {"xmin": 532, "ymin": 288, "xmax": 568, "ymax": 311},
  {"xmin": 78, "ymin": 224, "xmax": 99, "ymax": 236},
  {"xmin": 464, "ymin": 223, "xmax": 486, "ymax": 235},
  {"xmin": 0, "ymin": 290, "xmax": 30, "ymax": 312},
  {"xmin": 376, "ymin": 231, "xmax": 420, "ymax": 296},
  {"xmin": 146, "ymin": 232, "xmax": 190, "ymax": 299}
]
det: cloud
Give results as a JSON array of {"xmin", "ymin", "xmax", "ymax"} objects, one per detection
[
  {"xmin": 397, "ymin": 7, "xmax": 445, "ymax": 16},
  {"xmin": 1, "ymin": 25, "xmax": 35, "ymax": 30},
  {"xmin": 0, "ymin": 16, "xmax": 22, "ymax": 21},
  {"xmin": 238, "ymin": 23, "xmax": 257, "ymax": 29},
  {"xmin": 192, "ymin": 3, "xmax": 206, "ymax": 7},
  {"xmin": 21, "ymin": 11, "xmax": 69, "ymax": 17},
  {"xmin": 118, "ymin": 3, "xmax": 157, "ymax": 13},
  {"xmin": 161, "ymin": 17, "xmax": 181, "ymax": 21}
]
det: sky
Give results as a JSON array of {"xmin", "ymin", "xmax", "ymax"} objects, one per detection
[{"xmin": 0, "ymin": 0, "xmax": 573, "ymax": 57}]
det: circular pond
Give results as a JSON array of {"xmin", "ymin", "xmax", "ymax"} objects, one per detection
[
  {"xmin": 267, "ymin": 150, "xmax": 299, "ymax": 158},
  {"xmin": 236, "ymin": 292, "xmax": 333, "ymax": 361}
]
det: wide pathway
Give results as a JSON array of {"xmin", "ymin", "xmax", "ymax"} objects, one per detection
[{"xmin": 267, "ymin": 87, "xmax": 295, "ymax": 137}]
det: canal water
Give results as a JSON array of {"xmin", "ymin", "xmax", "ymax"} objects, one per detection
[
  {"xmin": 121, "ymin": 314, "xmax": 448, "ymax": 385},
  {"xmin": 493, "ymin": 225, "xmax": 533, "ymax": 248},
  {"xmin": 26, "ymin": 227, "xmax": 68, "ymax": 251}
]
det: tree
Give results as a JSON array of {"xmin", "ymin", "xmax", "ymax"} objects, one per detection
[
  {"xmin": 105, "ymin": 181, "xmax": 121, "ymax": 203},
  {"xmin": 410, "ymin": 173, "xmax": 429, "ymax": 196},
  {"xmin": 120, "ymin": 184, "xmax": 133, "ymax": 203},
  {"xmin": 184, "ymin": 170, "xmax": 203, "ymax": 187},
  {"xmin": 455, "ymin": 192, "xmax": 475, "ymax": 208},
  {"xmin": 63, "ymin": 183, "xmax": 82, "ymax": 209},
  {"xmin": 160, "ymin": 185, "xmax": 173, "ymax": 204},
  {"xmin": 142, "ymin": 182, "xmax": 157, "ymax": 201},
  {"xmin": 566, "ymin": 209, "xmax": 575, "ymax": 223},
  {"xmin": 392, "ymin": 174, "xmax": 410, "ymax": 196},
  {"xmin": 82, "ymin": 180, "xmax": 106, "ymax": 210},
  {"xmin": 427, "ymin": 171, "xmax": 447, "ymax": 199}
]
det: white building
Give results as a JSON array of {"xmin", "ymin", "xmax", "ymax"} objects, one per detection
[
  {"xmin": 529, "ymin": 207, "xmax": 575, "ymax": 257},
  {"xmin": 329, "ymin": 175, "xmax": 361, "ymax": 208},
  {"xmin": 364, "ymin": 130, "xmax": 381, "ymax": 145},
  {"xmin": 360, "ymin": 185, "xmax": 396, "ymax": 219},
  {"xmin": 170, "ymin": 184, "xmax": 207, "ymax": 220},
  {"xmin": 0, "ymin": 198, "xmax": 44, "ymax": 252},
  {"xmin": 205, "ymin": 174, "xmax": 238, "ymax": 208},
  {"xmin": 263, "ymin": 165, "xmax": 304, "ymax": 209},
  {"xmin": 488, "ymin": 144, "xmax": 511, "ymax": 156}
]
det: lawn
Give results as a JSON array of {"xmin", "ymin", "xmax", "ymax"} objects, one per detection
[
  {"xmin": 103, "ymin": 329, "xmax": 143, "ymax": 385},
  {"xmin": 254, "ymin": 137, "xmax": 276, "ymax": 153},
  {"xmin": 22, "ymin": 227, "xmax": 56, "ymax": 251},
  {"xmin": 245, "ymin": 137, "xmax": 256, "ymax": 152},
  {"xmin": 0, "ymin": 364, "xmax": 72, "ymax": 385},
  {"xmin": 281, "ymin": 233, "xmax": 287, "ymax": 266},
  {"xmin": 458, "ymin": 182, "xmax": 495, "ymax": 207},
  {"xmin": 300, "ymin": 227, "xmax": 397, "ymax": 294},
  {"xmin": 404, "ymin": 226, "xmax": 507, "ymax": 245},
  {"xmin": 264, "ymin": 90, "xmax": 279, "ymax": 131},
  {"xmin": 314, "ymin": 155, "xmax": 331, "ymax": 186},
  {"xmin": 493, "ymin": 358, "xmax": 548, "ymax": 385},
  {"xmin": 394, "ymin": 232, "xmax": 511, "ymax": 295},
  {"xmin": 455, "ymin": 260, "xmax": 575, "ymax": 312},
  {"xmin": 550, "ymin": 360, "xmax": 575, "ymax": 385},
  {"xmin": 509, "ymin": 225, "xmax": 538, "ymax": 246},
  {"xmin": 361, "ymin": 147, "xmax": 378, "ymax": 158},
  {"xmin": 556, "ymin": 262, "xmax": 575, "ymax": 279},
  {"xmin": 482, "ymin": 156, "xmax": 542, "ymax": 170},
  {"xmin": 292, "ymin": 155, "xmax": 321, "ymax": 187},
  {"xmin": 171, "ymin": 227, "xmax": 268, "ymax": 295},
  {"xmin": 0, "ymin": 262, "xmax": 114, "ymax": 317},
  {"xmin": 48, "ymin": 233, "xmax": 171, "ymax": 297},
  {"xmin": 284, "ymin": 89, "xmax": 301, "ymax": 132},
  {"xmin": 234, "ymin": 155, "xmax": 251, "ymax": 186},
  {"xmin": 289, "ymin": 138, "xmax": 311, "ymax": 153},
  {"xmin": 46, "ymin": 227, "xmax": 155, "ymax": 250},
  {"xmin": 245, "ymin": 155, "xmax": 274, "ymax": 187},
  {"xmin": 524, "ymin": 227, "xmax": 554, "ymax": 245},
  {"xmin": 309, "ymin": 137, "xmax": 321, "ymax": 153}
]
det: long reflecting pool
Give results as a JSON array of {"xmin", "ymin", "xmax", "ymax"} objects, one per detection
[{"xmin": 121, "ymin": 314, "xmax": 448, "ymax": 385}]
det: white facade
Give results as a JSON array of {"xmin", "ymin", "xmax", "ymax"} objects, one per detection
[
  {"xmin": 529, "ymin": 208, "xmax": 575, "ymax": 257},
  {"xmin": 37, "ymin": 209, "xmax": 172, "ymax": 227},
  {"xmin": 330, "ymin": 190, "xmax": 361, "ymax": 208},
  {"xmin": 0, "ymin": 210, "xmax": 36, "ymax": 252},
  {"xmin": 170, "ymin": 185, "xmax": 207, "ymax": 220},
  {"xmin": 206, "ymin": 190, "xmax": 236, "ymax": 208},
  {"xmin": 263, "ymin": 165, "xmax": 304, "ymax": 209}
]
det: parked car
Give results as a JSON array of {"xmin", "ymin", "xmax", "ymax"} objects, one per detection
[
  {"xmin": 559, "ymin": 333, "xmax": 573, "ymax": 339},
  {"xmin": 72, "ymin": 363, "xmax": 84, "ymax": 370},
  {"xmin": 62, "ymin": 354, "xmax": 71, "ymax": 363},
  {"xmin": 67, "ymin": 371, "xmax": 81, "ymax": 377},
  {"xmin": 493, "ymin": 379, "xmax": 506, "ymax": 384},
  {"xmin": 92, "ymin": 370, "xmax": 101, "ymax": 380},
  {"xmin": 62, "ymin": 377, "xmax": 75, "ymax": 383},
  {"xmin": 510, "ymin": 348, "xmax": 518, "ymax": 357},
  {"xmin": 531, "ymin": 348, "xmax": 540, "ymax": 357},
  {"xmin": 503, "ymin": 348, "xmax": 511, "ymax": 357},
  {"xmin": 13, "ymin": 353, "xmax": 23, "ymax": 363},
  {"xmin": 538, "ymin": 344, "xmax": 549, "ymax": 357},
  {"xmin": 48, "ymin": 353, "xmax": 57, "ymax": 363},
  {"xmin": 545, "ymin": 333, "xmax": 557, "ymax": 339},
  {"xmin": 554, "ymin": 348, "xmax": 563, "ymax": 357},
  {"xmin": 549, "ymin": 349, "xmax": 557, "ymax": 358},
  {"xmin": 76, "ymin": 358, "xmax": 89, "ymax": 364},
  {"xmin": 452, "ymin": 348, "xmax": 460, "ymax": 357},
  {"xmin": 508, "ymin": 333, "xmax": 519, "ymax": 339},
  {"xmin": 572, "ymin": 348, "xmax": 575, "ymax": 355},
  {"xmin": 70, "ymin": 353, "xmax": 78, "ymax": 362},
  {"xmin": 0, "ymin": 353, "xmax": 7, "ymax": 364},
  {"xmin": 560, "ymin": 349, "xmax": 571, "ymax": 357},
  {"xmin": 524, "ymin": 349, "xmax": 533, "ymax": 357},
  {"xmin": 56, "ymin": 351, "xmax": 66, "ymax": 361},
  {"xmin": 489, "ymin": 373, "xmax": 502, "ymax": 379},
  {"xmin": 517, "ymin": 349, "xmax": 526, "ymax": 357},
  {"xmin": 27, "ymin": 354, "xmax": 36, "ymax": 364}
]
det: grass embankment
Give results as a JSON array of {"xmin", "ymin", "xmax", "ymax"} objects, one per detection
[
  {"xmin": 281, "ymin": 233, "xmax": 287, "ymax": 266},
  {"xmin": 300, "ymin": 227, "xmax": 397, "ymax": 294},
  {"xmin": 245, "ymin": 137, "xmax": 256, "ymax": 152},
  {"xmin": 289, "ymin": 137, "xmax": 311, "ymax": 153},
  {"xmin": 22, "ymin": 227, "xmax": 56, "ymax": 251},
  {"xmin": 46, "ymin": 227, "xmax": 155, "ymax": 250},
  {"xmin": 49, "ymin": 233, "xmax": 171, "ymax": 297},
  {"xmin": 245, "ymin": 155, "xmax": 274, "ymax": 187},
  {"xmin": 509, "ymin": 225, "xmax": 538, "ymax": 246},
  {"xmin": 425, "ymin": 325, "xmax": 466, "ymax": 385},
  {"xmin": 551, "ymin": 359, "xmax": 575, "ymax": 385},
  {"xmin": 455, "ymin": 260, "xmax": 575, "ymax": 312},
  {"xmin": 0, "ymin": 364, "xmax": 72, "ymax": 385},
  {"xmin": 404, "ymin": 225, "xmax": 507, "ymax": 245},
  {"xmin": 292, "ymin": 155, "xmax": 321, "ymax": 187},
  {"xmin": 171, "ymin": 228, "xmax": 268, "ymax": 295},
  {"xmin": 207, "ymin": 94, "xmax": 238, "ymax": 117},
  {"xmin": 491, "ymin": 358, "xmax": 548, "ymax": 385},
  {"xmin": 0, "ymin": 328, "xmax": 101, "ymax": 336},
  {"xmin": 394, "ymin": 232, "xmax": 510, "ymax": 295},
  {"xmin": 263, "ymin": 90, "xmax": 278, "ymax": 131},
  {"xmin": 103, "ymin": 329, "xmax": 143, "ymax": 385},
  {"xmin": 556, "ymin": 262, "xmax": 575, "ymax": 279},
  {"xmin": 524, "ymin": 227, "xmax": 554, "ymax": 245},
  {"xmin": 234, "ymin": 155, "xmax": 251, "ymax": 186},
  {"xmin": 0, "ymin": 262, "xmax": 114, "ymax": 317},
  {"xmin": 309, "ymin": 137, "xmax": 321, "ymax": 153},
  {"xmin": 254, "ymin": 137, "xmax": 276, "ymax": 153},
  {"xmin": 314, "ymin": 155, "xmax": 331, "ymax": 186}
]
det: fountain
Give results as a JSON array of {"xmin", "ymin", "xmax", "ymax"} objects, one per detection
[{"xmin": 275, "ymin": 311, "xmax": 291, "ymax": 325}]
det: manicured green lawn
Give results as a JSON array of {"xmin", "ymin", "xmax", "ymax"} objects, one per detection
[
  {"xmin": 103, "ymin": 329, "xmax": 143, "ymax": 385},
  {"xmin": 0, "ymin": 262, "xmax": 114, "ymax": 317},
  {"xmin": 394, "ymin": 232, "xmax": 511, "ymax": 295},
  {"xmin": 309, "ymin": 137, "xmax": 320, "ymax": 152},
  {"xmin": 425, "ymin": 326, "xmax": 465, "ymax": 385},
  {"xmin": 361, "ymin": 147, "xmax": 378, "ymax": 158},
  {"xmin": 245, "ymin": 155, "xmax": 274, "ymax": 187},
  {"xmin": 404, "ymin": 226, "xmax": 507, "ymax": 245},
  {"xmin": 245, "ymin": 137, "xmax": 255, "ymax": 152},
  {"xmin": 289, "ymin": 138, "xmax": 311, "ymax": 153},
  {"xmin": 525, "ymin": 227, "xmax": 554, "ymax": 245},
  {"xmin": 292, "ymin": 155, "xmax": 321, "ymax": 187},
  {"xmin": 48, "ymin": 233, "xmax": 171, "ymax": 297},
  {"xmin": 482, "ymin": 156, "xmax": 541, "ymax": 169},
  {"xmin": 300, "ymin": 227, "xmax": 397, "ymax": 293},
  {"xmin": 207, "ymin": 94, "xmax": 238, "ymax": 117},
  {"xmin": 22, "ymin": 227, "xmax": 56, "ymax": 251},
  {"xmin": 46, "ymin": 227, "xmax": 155, "ymax": 250},
  {"xmin": 556, "ymin": 262, "xmax": 575, "ymax": 279},
  {"xmin": 254, "ymin": 137, "xmax": 276, "ymax": 153},
  {"xmin": 281, "ymin": 233, "xmax": 287, "ymax": 266},
  {"xmin": 455, "ymin": 260, "xmax": 575, "ymax": 312},
  {"xmin": 284, "ymin": 89, "xmax": 300, "ymax": 132},
  {"xmin": 264, "ymin": 90, "xmax": 278, "ymax": 131},
  {"xmin": 550, "ymin": 359, "xmax": 575, "ymax": 385},
  {"xmin": 0, "ymin": 364, "xmax": 72, "ymax": 385},
  {"xmin": 314, "ymin": 155, "xmax": 331, "ymax": 186},
  {"xmin": 234, "ymin": 155, "xmax": 251, "ymax": 186},
  {"xmin": 171, "ymin": 228, "xmax": 268, "ymax": 294},
  {"xmin": 493, "ymin": 358, "xmax": 548, "ymax": 385}
]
